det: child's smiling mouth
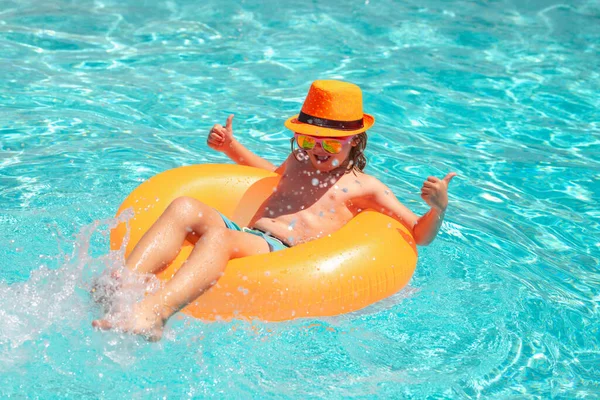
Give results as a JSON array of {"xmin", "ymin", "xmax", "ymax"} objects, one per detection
[{"xmin": 315, "ymin": 155, "xmax": 331, "ymax": 162}]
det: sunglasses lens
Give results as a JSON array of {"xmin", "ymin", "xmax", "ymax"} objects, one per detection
[
  {"xmin": 322, "ymin": 140, "xmax": 343, "ymax": 154},
  {"xmin": 297, "ymin": 135, "xmax": 315, "ymax": 150}
]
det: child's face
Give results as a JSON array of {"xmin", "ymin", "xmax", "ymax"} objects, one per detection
[{"xmin": 295, "ymin": 133, "xmax": 356, "ymax": 172}]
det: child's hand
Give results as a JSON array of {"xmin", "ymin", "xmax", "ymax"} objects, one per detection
[
  {"xmin": 207, "ymin": 114, "xmax": 234, "ymax": 152},
  {"xmin": 420, "ymin": 172, "xmax": 457, "ymax": 212}
]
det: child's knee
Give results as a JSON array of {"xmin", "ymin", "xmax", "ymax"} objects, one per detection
[
  {"xmin": 167, "ymin": 197, "xmax": 225, "ymax": 234},
  {"xmin": 168, "ymin": 196, "xmax": 204, "ymax": 218}
]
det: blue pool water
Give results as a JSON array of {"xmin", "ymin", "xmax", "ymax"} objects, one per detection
[{"xmin": 1, "ymin": 0, "xmax": 599, "ymax": 397}]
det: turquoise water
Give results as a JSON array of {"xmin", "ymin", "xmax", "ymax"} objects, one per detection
[{"xmin": 1, "ymin": 0, "xmax": 599, "ymax": 397}]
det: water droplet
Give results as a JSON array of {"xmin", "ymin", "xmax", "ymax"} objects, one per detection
[
  {"xmin": 342, "ymin": 188, "xmax": 348, "ymax": 193},
  {"xmin": 332, "ymin": 159, "xmax": 340, "ymax": 167},
  {"xmin": 311, "ymin": 178, "xmax": 319, "ymax": 186},
  {"xmin": 198, "ymin": 212, "xmax": 203, "ymax": 217},
  {"xmin": 288, "ymin": 219, "xmax": 297, "ymax": 230}
]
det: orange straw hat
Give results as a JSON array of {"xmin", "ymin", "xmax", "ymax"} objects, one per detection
[{"xmin": 284, "ymin": 80, "xmax": 375, "ymax": 138}]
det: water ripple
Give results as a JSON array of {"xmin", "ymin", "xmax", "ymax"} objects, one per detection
[{"xmin": 0, "ymin": 0, "xmax": 599, "ymax": 397}]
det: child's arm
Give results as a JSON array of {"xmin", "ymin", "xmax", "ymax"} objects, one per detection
[
  {"xmin": 414, "ymin": 173, "xmax": 456, "ymax": 245},
  {"xmin": 208, "ymin": 114, "xmax": 277, "ymax": 171},
  {"xmin": 357, "ymin": 173, "xmax": 456, "ymax": 246}
]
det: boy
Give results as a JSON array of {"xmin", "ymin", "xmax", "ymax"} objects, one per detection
[{"xmin": 93, "ymin": 80, "xmax": 456, "ymax": 341}]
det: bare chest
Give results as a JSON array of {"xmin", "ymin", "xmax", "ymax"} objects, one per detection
[{"xmin": 253, "ymin": 172, "xmax": 360, "ymax": 231}]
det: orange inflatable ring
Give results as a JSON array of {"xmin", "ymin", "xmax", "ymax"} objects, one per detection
[{"xmin": 110, "ymin": 164, "xmax": 418, "ymax": 321}]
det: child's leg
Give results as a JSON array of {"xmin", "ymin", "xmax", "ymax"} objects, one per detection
[
  {"xmin": 93, "ymin": 227, "xmax": 270, "ymax": 340},
  {"xmin": 126, "ymin": 196, "xmax": 226, "ymax": 275},
  {"xmin": 92, "ymin": 196, "xmax": 227, "ymax": 308}
]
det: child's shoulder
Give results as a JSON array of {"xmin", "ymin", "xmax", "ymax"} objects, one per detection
[{"xmin": 342, "ymin": 171, "xmax": 388, "ymax": 195}]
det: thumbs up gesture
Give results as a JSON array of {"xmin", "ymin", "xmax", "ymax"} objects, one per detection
[
  {"xmin": 207, "ymin": 114, "xmax": 235, "ymax": 152},
  {"xmin": 420, "ymin": 172, "xmax": 457, "ymax": 212}
]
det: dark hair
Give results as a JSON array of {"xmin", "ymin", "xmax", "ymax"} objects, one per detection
[
  {"xmin": 349, "ymin": 132, "xmax": 368, "ymax": 173},
  {"xmin": 290, "ymin": 132, "xmax": 368, "ymax": 174}
]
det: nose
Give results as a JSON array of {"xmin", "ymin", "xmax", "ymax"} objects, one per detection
[{"xmin": 311, "ymin": 141, "xmax": 328, "ymax": 154}]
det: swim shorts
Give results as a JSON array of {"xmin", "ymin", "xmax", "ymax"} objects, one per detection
[{"xmin": 218, "ymin": 213, "xmax": 290, "ymax": 252}]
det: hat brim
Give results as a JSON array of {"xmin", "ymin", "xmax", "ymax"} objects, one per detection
[{"xmin": 284, "ymin": 113, "xmax": 375, "ymax": 137}]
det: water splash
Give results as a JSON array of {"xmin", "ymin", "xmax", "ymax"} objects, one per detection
[{"xmin": 0, "ymin": 210, "xmax": 134, "ymax": 359}]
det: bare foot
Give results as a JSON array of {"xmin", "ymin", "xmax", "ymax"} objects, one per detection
[
  {"xmin": 91, "ymin": 269, "xmax": 158, "ymax": 312},
  {"xmin": 92, "ymin": 303, "xmax": 165, "ymax": 342},
  {"xmin": 90, "ymin": 270, "xmax": 122, "ymax": 310}
]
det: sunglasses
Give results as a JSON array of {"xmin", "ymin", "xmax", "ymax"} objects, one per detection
[{"xmin": 295, "ymin": 134, "xmax": 353, "ymax": 155}]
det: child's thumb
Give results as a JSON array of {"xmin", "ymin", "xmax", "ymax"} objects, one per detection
[
  {"xmin": 225, "ymin": 114, "xmax": 234, "ymax": 132},
  {"xmin": 443, "ymin": 172, "xmax": 457, "ymax": 184}
]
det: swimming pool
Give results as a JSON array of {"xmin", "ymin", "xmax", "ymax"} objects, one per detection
[{"xmin": 1, "ymin": 0, "xmax": 598, "ymax": 397}]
